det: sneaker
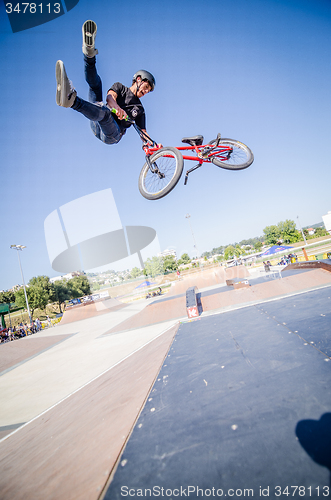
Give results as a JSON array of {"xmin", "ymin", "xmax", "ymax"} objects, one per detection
[
  {"xmin": 55, "ymin": 60, "xmax": 77, "ymax": 108},
  {"xmin": 82, "ymin": 20, "xmax": 98, "ymax": 58}
]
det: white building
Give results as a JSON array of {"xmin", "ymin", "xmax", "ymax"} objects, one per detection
[
  {"xmin": 158, "ymin": 249, "xmax": 177, "ymax": 260},
  {"xmin": 322, "ymin": 211, "xmax": 331, "ymax": 234},
  {"xmin": 50, "ymin": 271, "xmax": 83, "ymax": 283}
]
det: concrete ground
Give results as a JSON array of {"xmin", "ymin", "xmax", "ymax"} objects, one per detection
[{"xmin": 0, "ymin": 264, "xmax": 330, "ymax": 499}]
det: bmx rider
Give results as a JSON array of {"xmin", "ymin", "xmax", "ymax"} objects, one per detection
[{"xmin": 55, "ymin": 20, "xmax": 156, "ymax": 145}]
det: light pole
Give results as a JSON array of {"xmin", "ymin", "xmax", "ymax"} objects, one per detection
[
  {"xmin": 297, "ymin": 216, "xmax": 307, "ymax": 245},
  {"xmin": 10, "ymin": 245, "xmax": 32, "ymax": 324},
  {"xmin": 185, "ymin": 214, "xmax": 200, "ymax": 264}
]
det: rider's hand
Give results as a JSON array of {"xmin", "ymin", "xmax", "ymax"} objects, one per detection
[
  {"xmin": 115, "ymin": 107, "xmax": 127, "ymax": 120},
  {"xmin": 143, "ymin": 141, "xmax": 163, "ymax": 149}
]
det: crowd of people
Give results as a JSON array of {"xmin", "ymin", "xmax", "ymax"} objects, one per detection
[
  {"xmin": 277, "ymin": 253, "xmax": 298, "ymax": 266},
  {"xmin": 0, "ymin": 316, "xmax": 54, "ymax": 343},
  {"xmin": 145, "ymin": 287, "xmax": 162, "ymax": 299},
  {"xmin": 263, "ymin": 254, "xmax": 298, "ymax": 271}
]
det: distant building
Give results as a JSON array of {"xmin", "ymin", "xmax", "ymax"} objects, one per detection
[
  {"xmin": 322, "ymin": 211, "xmax": 331, "ymax": 234},
  {"xmin": 158, "ymin": 249, "xmax": 177, "ymax": 260},
  {"xmin": 50, "ymin": 271, "xmax": 84, "ymax": 283},
  {"xmin": 9, "ymin": 284, "xmax": 22, "ymax": 292}
]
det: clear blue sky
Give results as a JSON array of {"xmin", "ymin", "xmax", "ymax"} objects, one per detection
[{"xmin": 1, "ymin": 0, "xmax": 331, "ymax": 290}]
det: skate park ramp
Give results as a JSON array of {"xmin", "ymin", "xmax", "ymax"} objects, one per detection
[
  {"xmin": 166, "ymin": 265, "xmax": 249, "ymax": 297},
  {"xmin": 104, "ymin": 267, "xmax": 331, "ymax": 335},
  {"xmin": 60, "ymin": 296, "xmax": 127, "ymax": 324},
  {"xmin": 104, "ymin": 283, "xmax": 331, "ymax": 499},
  {"xmin": 281, "ymin": 258, "xmax": 331, "ymax": 273},
  {"xmin": 0, "ymin": 263, "xmax": 331, "ymax": 500}
]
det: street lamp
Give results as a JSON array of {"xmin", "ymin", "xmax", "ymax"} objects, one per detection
[
  {"xmin": 10, "ymin": 245, "xmax": 32, "ymax": 324},
  {"xmin": 297, "ymin": 216, "xmax": 307, "ymax": 246},
  {"xmin": 185, "ymin": 213, "xmax": 200, "ymax": 263}
]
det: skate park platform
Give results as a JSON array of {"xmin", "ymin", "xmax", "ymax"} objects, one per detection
[
  {"xmin": 0, "ymin": 263, "xmax": 331, "ymax": 499},
  {"xmin": 60, "ymin": 296, "xmax": 128, "ymax": 324}
]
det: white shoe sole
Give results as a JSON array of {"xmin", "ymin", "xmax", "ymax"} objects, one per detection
[
  {"xmin": 82, "ymin": 20, "xmax": 98, "ymax": 56},
  {"xmin": 56, "ymin": 60, "xmax": 76, "ymax": 107}
]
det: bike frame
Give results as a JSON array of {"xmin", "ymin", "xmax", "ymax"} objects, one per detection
[
  {"xmin": 143, "ymin": 143, "xmax": 232, "ymax": 163},
  {"xmin": 138, "ymin": 127, "xmax": 233, "ymax": 185},
  {"xmin": 112, "ymin": 110, "xmax": 233, "ymax": 184}
]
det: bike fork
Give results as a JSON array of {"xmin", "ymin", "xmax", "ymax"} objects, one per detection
[
  {"xmin": 184, "ymin": 162, "xmax": 203, "ymax": 185},
  {"xmin": 145, "ymin": 155, "xmax": 165, "ymax": 179}
]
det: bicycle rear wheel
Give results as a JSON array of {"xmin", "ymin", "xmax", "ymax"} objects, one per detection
[
  {"xmin": 208, "ymin": 138, "xmax": 254, "ymax": 170},
  {"xmin": 139, "ymin": 147, "xmax": 184, "ymax": 200}
]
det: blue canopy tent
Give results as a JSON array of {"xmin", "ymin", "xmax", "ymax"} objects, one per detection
[
  {"xmin": 135, "ymin": 280, "xmax": 156, "ymax": 289},
  {"xmin": 261, "ymin": 245, "xmax": 293, "ymax": 256}
]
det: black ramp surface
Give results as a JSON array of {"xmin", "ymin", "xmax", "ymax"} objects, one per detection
[
  {"xmin": 254, "ymin": 287, "xmax": 331, "ymax": 357},
  {"xmin": 105, "ymin": 289, "xmax": 331, "ymax": 499}
]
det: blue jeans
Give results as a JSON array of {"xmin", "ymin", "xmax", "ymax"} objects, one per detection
[{"xmin": 72, "ymin": 56, "xmax": 123, "ymax": 144}]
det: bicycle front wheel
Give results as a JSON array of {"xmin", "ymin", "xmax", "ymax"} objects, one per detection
[
  {"xmin": 139, "ymin": 147, "xmax": 184, "ymax": 200},
  {"xmin": 208, "ymin": 138, "xmax": 254, "ymax": 170}
]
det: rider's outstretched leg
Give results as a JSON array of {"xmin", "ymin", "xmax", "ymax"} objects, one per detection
[
  {"xmin": 55, "ymin": 60, "xmax": 121, "ymax": 144},
  {"xmin": 84, "ymin": 55, "xmax": 102, "ymax": 103},
  {"xmin": 82, "ymin": 20, "xmax": 102, "ymax": 103},
  {"xmin": 81, "ymin": 20, "xmax": 121, "ymax": 143}
]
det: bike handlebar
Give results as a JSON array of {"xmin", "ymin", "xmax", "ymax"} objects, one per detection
[{"xmin": 110, "ymin": 108, "xmax": 158, "ymax": 148}]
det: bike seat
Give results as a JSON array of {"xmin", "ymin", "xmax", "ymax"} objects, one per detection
[{"xmin": 182, "ymin": 135, "xmax": 204, "ymax": 146}]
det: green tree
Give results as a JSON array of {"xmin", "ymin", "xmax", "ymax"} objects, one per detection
[
  {"xmin": 212, "ymin": 246, "xmax": 225, "ymax": 256},
  {"xmin": 52, "ymin": 280, "xmax": 71, "ymax": 313},
  {"xmin": 67, "ymin": 275, "xmax": 91, "ymax": 298},
  {"xmin": 29, "ymin": 275, "xmax": 54, "ymax": 313},
  {"xmin": 29, "ymin": 275, "xmax": 53, "ymax": 294},
  {"xmin": 15, "ymin": 286, "xmax": 48, "ymax": 318},
  {"xmin": 178, "ymin": 253, "xmax": 191, "ymax": 265},
  {"xmin": 263, "ymin": 225, "xmax": 281, "ymax": 245},
  {"xmin": 278, "ymin": 219, "xmax": 301, "ymax": 243},
  {"xmin": 234, "ymin": 244, "xmax": 243, "ymax": 258},
  {"xmin": 131, "ymin": 267, "xmax": 143, "ymax": 278},
  {"xmin": 163, "ymin": 255, "xmax": 178, "ymax": 272},
  {"xmin": 314, "ymin": 227, "xmax": 328, "ymax": 237},
  {"xmin": 0, "ymin": 291, "xmax": 16, "ymax": 306},
  {"xmin": 254, "ymin": 241, "xmax": 263, "ymax": 252},
  {"xmin": 144, "ymin": 256, "xmax": 163, "ymax": 278},
  {"xmin": 224, "ymin": 245, "xmax": 235, "ymax": 260}
]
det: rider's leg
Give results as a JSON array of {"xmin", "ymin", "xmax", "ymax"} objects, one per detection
[
  {"xmin": 84, "ymin": 55, "xmax": 102, "ymax": 103},
  {"xmin": 81, "ymin": 20, "xmax": 118, "ymax": 142},
  {"xmin": 82, "ymin": 20, "xmax": 102, "ymax": 103},
  {"xmin": 72, "ymin": 97, "xmax": 122, "ymax": 144},
  {"xmin": 56, "ymin": 60, "xmax": 122, "ymax": 144}
]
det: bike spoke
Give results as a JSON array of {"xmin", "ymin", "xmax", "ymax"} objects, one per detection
[
  {"xmin": 209, "ymin": 139, "xmax": 254, "ymax": 170},
  {"xmin": 142, "ymin": 155, "xmax": 178, "ymax": 195},
  {"xmin": 212, "ymin": 146, "xmax": 246, "ymax": 165}
]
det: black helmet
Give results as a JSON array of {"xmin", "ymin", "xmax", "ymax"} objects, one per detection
[{"xmin": 133, "ymin": 70, "xmax": 155, "ymax": 91}]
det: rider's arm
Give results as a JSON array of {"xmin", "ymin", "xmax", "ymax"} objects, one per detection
[
  {"xmin": 141, "ymin": 129, "xmax": 153, "ymax": 144},
  {"xmin": 140, "ymin": 128, "xmax": 162, "ymax": 148},
  {"xmin": 106, "ymin": 90, "xmax": 127, "ymax": 120}
]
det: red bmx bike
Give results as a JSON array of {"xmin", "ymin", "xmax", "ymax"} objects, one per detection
[{"xmin": 112, "ymin": 109, "xmax": 254, "ymax": 200}]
